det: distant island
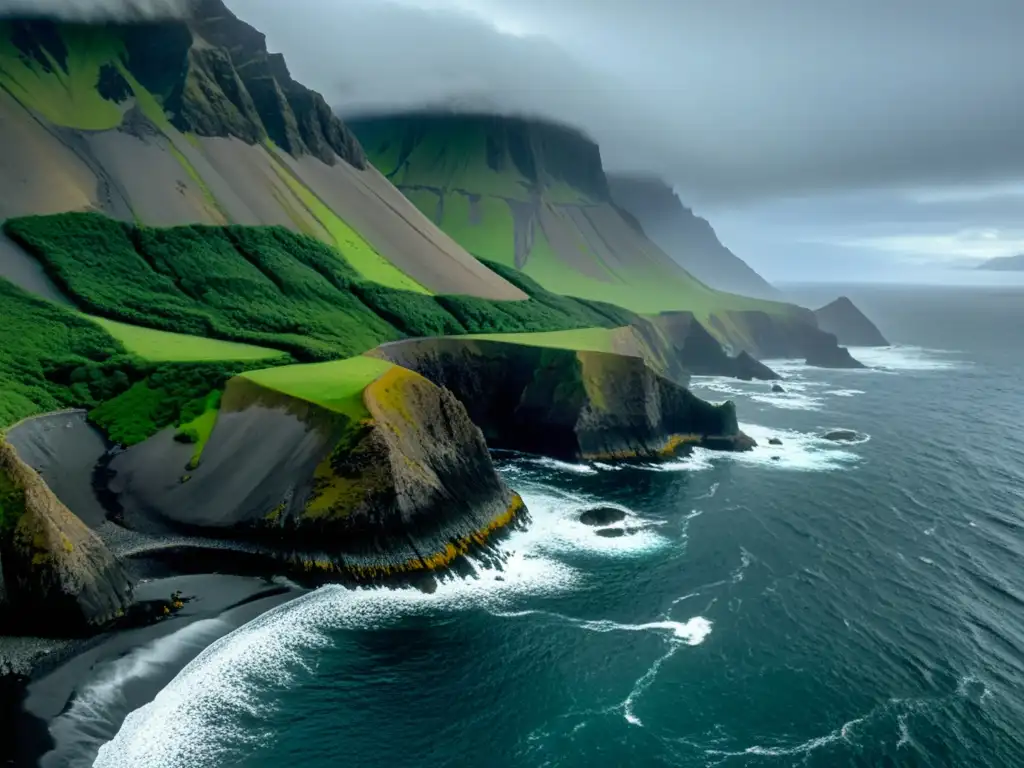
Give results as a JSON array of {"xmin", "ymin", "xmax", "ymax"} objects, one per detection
[{"xmin": 976, "ymin": 254, "xmax": 1024, "ymax": 271}]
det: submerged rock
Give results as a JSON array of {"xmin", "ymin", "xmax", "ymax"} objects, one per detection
[
  {"xmin": 413, "ymin": 574, "xmax": 439, "ymax": 594},
  {"xmin": 771, "ymin": 384, "xmax": 785, "ymax": 393},
  {"xmin": 595, "ymin": 528, "xmax": 627, "ymax": 538},
  {"xmin": 768, "ymin": 437, "xmax": 783, "ymax": 446},
  {"xmin": 0, "ymin": 441, "xmax": 133, "ymax": 635},
  {"xmin": 579, "ymin": 507, "xmax": 626, "ymax": 526},
  {"xmin": 821, "ymin": 429, "xmax": 861, "ymax": 442}
]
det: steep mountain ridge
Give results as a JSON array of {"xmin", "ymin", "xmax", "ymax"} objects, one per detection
[
  {"xmin": 607, "ymin": 174, "xmax": 780, "ymax": 300},
  {"xmin": 0, "ymin": 4, "xmax": 524, "ymax": 299},
  {"xmin": 351, "ymin": 111, "xmax": 792, "ymax": 325}
]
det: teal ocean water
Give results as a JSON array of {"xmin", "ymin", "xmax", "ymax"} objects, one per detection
[{"xmin": 89, "ymin": 285, "xmax": 1024, "ymax": 767}]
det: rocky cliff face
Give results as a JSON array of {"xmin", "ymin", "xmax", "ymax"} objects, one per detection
[
  {"xmin": 814, "ymin": 297, "xmax": 889, "ymax": 347},
  {"xmin": 1, "ymin": 2, "xmax": 366, "ymax": 169},
  {"xmin": 372, "ymin": 339, "xmax": 754, "ymax": 460},
  {"xmin": 705, "ymin": 310, "xmax": 865, "ymax": 368},
  {"xmin": 106, "ymin": 368, "xmax": 524, "ymax": 579},
  {"xmin": 352, "ymin": 111, "xmax": 608, "ymax": 202},
  {"xmin": 607, "ymin": 175, "xmax": 780, "ymax": 300},
  {"xmin": 0, "ymin": 441, "xmax": 133, "ymax": 635},
  {"xmin": 630, "ymin": 313, "xmax": 781, "ymax": 381},
  {"xmin": 174, "ymin": 0, "xmax": 366, "ymax": 167}
]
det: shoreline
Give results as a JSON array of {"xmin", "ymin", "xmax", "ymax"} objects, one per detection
[{"xmin": 2, "ymin": 569, "xmax": 308, "ymax": 768}]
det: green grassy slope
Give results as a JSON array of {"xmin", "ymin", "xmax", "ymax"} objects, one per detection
[
  {"xmin": 353, "ymin": 115, "xmax": 800, "ymax": 324},
  {"xmin": 0, "ymin": 275, "xmax": 268, "ymax": 448},
  {"xmin": 0, "ymin": 22, "xmax": 127, "ymax": 130},
  {"xmin": 4, "ymin": 213, "xmax": 637, "ymax": 362},
  {"xmin": 0, "ymin": 20, "xmax": 453, "ymax": 296},
  {"xmin": 90, "ymin": 316, "xmax": 279, "ymax": 362},
  {"xmin": 0, "ymin": 276, "xmax": 128, "ymax": 428},
  {"xmin": 244, "ymin": 357, "xmax": 394, "ymax": 420},
  {"xmin": 267, "ymin": 149, "xmax": 430, "ymax": 293},
  {"xmin": 464, "ymin": 328, "xmax": 617, "ymax": 353}
]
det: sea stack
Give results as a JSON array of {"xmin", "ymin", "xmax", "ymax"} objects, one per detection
[{"xmin": 814, "ymin": 297, "xmax": 889, "ymax": 347}]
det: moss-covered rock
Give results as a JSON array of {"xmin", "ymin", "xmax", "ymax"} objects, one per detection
[
  {"xmin": 0, "ymin": 441, "xmax": 133, "ymax": 635},
  {"xmin": 373, "ymin": 338, "xmax": 754, "ymax": 460},
  {"xmin": 105, "ymin": 368, "xmax": 524, "ymax": 579}
]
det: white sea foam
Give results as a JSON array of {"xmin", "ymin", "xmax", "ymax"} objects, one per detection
[
  {"xmin": 639, "ymin": 423, "xmax": 864, "ymax": 474},
  {"xmin": 49, "ymin": 619, "xmax": 230, "ymax": 767},
  {"xmin": 705, "ymin": 714, "xmax": 868, "ymax": 758},
  {"xmin": 691, "ymin": 375, "xmax": 825, "ymax": 411},
  {"xmin": 93, "ymin": 485, "xmax": 671, "ymax": 768},
  {"xmin": 623, "ymin": 643, "xmax": 681, "ymax": 727},
  {"xmin": 514, "ymin": 487, "xmax": 669, "ymax": 557},
  {"xmin": 847, "ymin": 345, "xmax": 967, "ymax": 372},
  {"xmin": 520, "ymin": 456, "xmax": 599, "ymax": 475},
  {"xmin": 828, "ymin": 389, "xmax": 867, "ymax": 397},
  {"xmin": 897, "ymin": 713, "xmax": 912, "ymax": 749}
]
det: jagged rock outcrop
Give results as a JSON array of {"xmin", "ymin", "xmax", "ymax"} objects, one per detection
[
  {"xmin": 607, "ymin": 174, "xmax": 781, "ymax": 300},
  {"xmin": 178, "ymin": 0, "xmax": 366, "ymax": 167},
  {"xmin": 3, "ymin": 4, "xmax": 366, "ymax": 169},
  {"xmin": 814, "ymin": 297, "xmax": 889, "ymax": 347},
  {"xmin": 712, "ymin": 310, "xmax": 865, "ymax": 368},
  {"xmin": 106, "ymin": 368, "xmax": 524, "ymax": 578},
  {"xmin": 0, "ymin": 441, "xmax": 133, "ymax": 635},
  {"xmin": 372, "ymin": 339, "xmax": 754, "ymax": 460}
]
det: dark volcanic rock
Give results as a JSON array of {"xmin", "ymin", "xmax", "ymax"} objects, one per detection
[
  {"xmin": 821, "ymin": 429, "xmax": 861, "ymax": 442},
  {"xmin": 735, "ymin": 351, "xmax": 781, "ymax": 381},
  {"xmin": 374, "ymin": 339, "xmax": 755, "ymax": 461},
  {"xmin": 595, "ymin": 528, "xmax": 626, "ymax": 538},
  {"xmin": 771, "ymin": 384, "xmax": 785, "ymax": 393},
  {"xmin": 630, "ymin": 313, "xmax": 780, "ymax": 382},
  {"xmin": 720, "ymin": 309, "xmax": 866, "ymax": 369},
  {"xmin": 0, "ymin": 441, "xmax": 133, "ymax": 635},
  {"xmin": 814, "ymin": 297, "xmax": 889, "ymax": 347},
  {"xmin": 768, "ymin": 437, "xmax": 783, "ymax": 446},
  {"xmin": 804, "ymin": 337, "xmax": 866, "ymax": 369},
  {"xmin": 579, "ymin": 507, "xmax": 626, "ymax": 526}
]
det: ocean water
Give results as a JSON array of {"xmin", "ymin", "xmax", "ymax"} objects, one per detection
[{"xmin": 92, "ymin": 285, "xmax": 1024, "ymax": 768}]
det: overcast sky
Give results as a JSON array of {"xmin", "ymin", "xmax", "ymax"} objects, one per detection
[
  {"xmin": 231, "ymin": 0, "xmax": 1024, "ymax": 284},
  {"xmin": 14, "ymin": 0, "xmax": 1024, "ymax": 283}
]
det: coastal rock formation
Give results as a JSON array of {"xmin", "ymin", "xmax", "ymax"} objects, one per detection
[
  {"xmin": 106, "ymin": 369, "xmax": 525, "ymax": 579},
  {"xmin": 630, "ymin": 313, "xmax": 781, "ymax": 381},
  {"xmin": 713, "ymin": 310, "xmax": 865, "ymax": 368},
  {"xmin": 373, "ymin": 339, "xmax": 755, "ymax": 460},
  {"xmin": 814, "ymin": 297, "xmax": 889, "ymax": 347},
  {"xmin": 0, "ymin": 441, "xmax": 133, "ymax": 635}
]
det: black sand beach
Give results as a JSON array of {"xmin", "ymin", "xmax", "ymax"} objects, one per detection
[{"xmin": 0, "ymin": 413, "xmax": 310, "ymax": 767}]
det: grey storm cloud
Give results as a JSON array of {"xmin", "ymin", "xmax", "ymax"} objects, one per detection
[
  {"xmin": 231, "ymin": 0, "xmax": 1024, "ymax": 206},
  {"xmin": 0, "ymin": 0, "xmax": 187, "ymax": 20}
]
